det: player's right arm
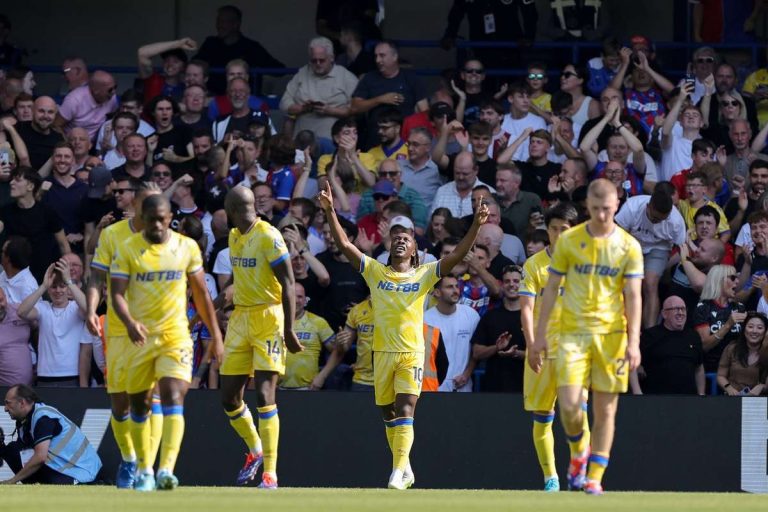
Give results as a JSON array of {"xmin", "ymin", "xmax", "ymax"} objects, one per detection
[
  {"xmin": 317, "ymin": 181, "xmax": 364, "ymax": 270},
  {"xmin": 110, "ymin": 276, "xmax": 147, "ymax": 346},
  {"xmin": 529, "ymin": 273, "xmax": 563, "ymax": 373},
  {"xmin": 519, "ymin": 295, "xmax": 536, "ymax": 350}
]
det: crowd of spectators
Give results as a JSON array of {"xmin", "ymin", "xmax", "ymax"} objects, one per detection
[{"xmin": 1, "ymin": 3, "xmax": 768, "ymax": 395}]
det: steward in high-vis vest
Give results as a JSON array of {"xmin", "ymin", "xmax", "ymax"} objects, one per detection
[
  {"xmin": 0, "ymin": 384, "xmax": 102, "ymax": 484},
  {"xmin": 422, "ymin": 323, "xmax": 448, "ymax": 392}
]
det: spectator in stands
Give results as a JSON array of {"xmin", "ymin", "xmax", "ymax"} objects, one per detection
[
  {"xmin": 500, "ymin": 83, "xmax": 547, "ymax": 162},
  {"xmin": 460, "ymin": 185, "xmax": 515, "ymax": 236},
  {"xmin": 425, "ymin": 275, "xmax": 481, "ymax": 392},
  {"xmin": 66, "ymin": 127, "xmax": 91, "ymax": 171},
  {"xmin": 669, "ymin": 138, "xmax": 717, "ymax": 200},
  {"xmin": 456, "ymin": 243, "xmax": 501, "ymax": 316},
  {"xmin": 736, "ymin": 211, "xmax": 768, "ymax": 307},
  {"xmin": 478, "ymin": 100, "xmax": 510, "ymax": 159},
  {"xmin": 356, "ymin": 180, "xmax": 396, "ymax": 245},
  {"xmin": 434, "ymin": 121, "xmax": 497, "ymax": 186},
  {"xmin": 14, "ymin": 96, "xmax": 62, "ymax": 170},
  {"xmin": 431, "ymin": 152, "xmax": 491, "ymax": 218},
  {"xmin": 101, "ymin": 112, "xmax": 139, "ymax": 170},
  {"xmin": 456, "ymin": 58, "xmax": 494, "ymax": 126},
  {"xmin": 494, "ymin": 163, "xmax": 542, "ymax": 238},
  {"xmin": 660, "ymin": 83, "xmax": 703, "ymax": 181},
  {"xmin": 501, "ymin": 128, "xmax": 562, "ymax": 201},
  {"xmin": 0, "ymin": 286, "xmax": 32, "ymax": 386},
  {"xmin": 701, "ymin": 90, "xmax": 746, "ymax": 153},
  {"xmin": 267, "ymin": 135, "xmax": 297, "ymax": 213},
  {"xmin": 61, "ymin": 57, "xmax": 89, "ymax": 93},
  {"xmin": 17, "ymin": 258, "xmax": 90, "ymax": 387},
  {"xmin": 206, "ymin": 59, "xmax": 271, "ymax": 121},
  {"xmin": 176, "ymin": 85, "xmax": 209, "ymax": 132},
  {"xmin": 137, "ymin": 37, "xmax": 196, "ymax": 104},
  {"xmin": 55, "ymin": 71, "xmax": 118, "ymax": 140},
  {"xmin": 280, "ymin": 37, "xmax": 358, "ymax": 141},
  {"xmin": 724, "ymin": 119, "xmax": 755, "ymax": 186},
  {"xmin": 357, "ymin": 159, "xmax": 427, "ymax": 234},
  {"xmin": 706, "ymin": 62, "xmax": 759, "ymax": 134},
  {"xmin": 42, "ymin": 142, "xmax": 87, "ymax": 254},
  {"xmin": 688, "ymin": 47, "xmax": 717, "ymax": 105},
  {"xmin": 0, "ymin": 236, "xmax": 37, "ymax": 303},
  {"xmin": 547, "ymin": 116, "xmax": 580, "ymax": 164},
  {"xmin": 526, "ymin": 62, "xmax": 551, "ymax": 118},
  {"xmin": 282, "ymin": 222, "xmax": 330, "ymax": 302},
  {"xmin": 212, "ymin": 78, "xmax": 269, "ymax": 143},
  {"xmin": 611, "ymin": 47, "xmax": 673, "ymax": 136},
  {"xmin": 426, "ymin": 208, "xmax": 456, "ymax": 250},
  {"xmin": 471, "ymin": 264, "xmax": 525, "ymax": 392},
  {"xmin": 670, "ymin": 229, "xmax": 725, "ymax": 317},
  {"xmin": 732, "ymin": 163, "xmax": 768, "ymax": 252},
  {"xmin": 477, "ymin": 223, "xmax": 515, "ymax": 278},
  {"xmin": 717, "ymin": 311, "xmax": 768, "ymax": 396},
  {"xmin": 12, "ymin": 93, "xmax": 33, "ymax": 122},
  {"xmin": 194, "ymin": 5, "xmax": 284, "ymax": 95},
  {"xmin": 112, "ymin": 133, "xmax": 149, "ymax": 180},
  {"xmin": 183, "ymin": 59, "xmax": 209, "ymax": 90},
  {"xmin": 281, "ymin": 282, "xmax": 341, "ymax": 390},
  {"xmin": 287, "ymin": 198, "xmax": 325, "ymax": 255},
  {"xmin": 351, "ymin": 40, "xmax": 429, "ymax": 149},
  {"xmin": 315, "ymin": 117, "xmax": 376, "ymax": 193},
  {"xmin": 96, "ymin": 90, "xmax": 155, "ymax": 155},
  {"xmin": 616, "ymin": 185, "xmax": 686, "ymax": 327},
  {"xmin": 0, "ymin": 167, "xmax": 70, "ymax": 282},
  {"xmin": 559, "ymin": 64, "xmax": 600, "ymax": 128},
  {"xmin": 587, "ymin": 37, "xmax": 622, "ymax": 98},
  {"xmin": 694, "ymin": 264, "xmax": 746, "ymax": 373},
  {"xmin": 633, "ymin": 295, "xmax": 705, "ymax": 395},
  {"xmin": 678, "ymin": 170, "xmax": 730, "ymax": 242},
  {"xmin": 335, "ymin": 21, "xmax": 376, "ymax": 78},
  {"xmin": 367, "ymin": 107, "xmax": 408, "ymax": 169},
  {"xmin": 146, "ymin": 95, "xmax": 192, "ymax": 167},
  {"xmin": 315, "ymin": 216, "xmax": 369, "ymax": 332}
]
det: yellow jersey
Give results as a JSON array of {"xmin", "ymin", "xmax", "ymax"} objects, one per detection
[
  {"xmin": 346, "ymin": 298, "xmax": 374, "ymax": 385},
  {"xmin": 368, "ymin": 141, "xmax": 409, "ymax": 170},
  {"xmin": 677, "ymin": 200, "xmax": 730, "ymax": 238},
  {"xmin": 743, "ymin": 69, "xmax": 768, "ymax": 127},
  {"xmin": 282, "ymin": 311, "xmax": 334, "ymax": 388},
  {"xmin": 91, "ymin": 219, "xmax": 137, "ymax": 338},
  {"xmin": 520, "ymin": 247, "xmax": 563, "ymax": 343},
  {"xmin": 111, "ymin": 231, "xmax": 203, "ymax": 337},
  {"xmin": 229, "ymin": 219, "xmax": 289, "ymax": 307},
  {"xmin": 531, "ymin": 92, "xmax": 552, "ymax": 113},
  {"xmin": 360, "ymin": 255, "xmax": 441, "ymax": 353},
  {"xmin": 317, "ymin": 152, "xmax": 377, "ymax": 192},
  {"xmin": 549, "ymin": 223, "xmax": 643, "ymax": 334}
]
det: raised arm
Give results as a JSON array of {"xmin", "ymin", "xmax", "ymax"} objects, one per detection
[
  {"xmin": 580, "ymin": 101, "xmax": 618, "ymax": 170},
  {"xmin": 662, "ymin": 81, "xmax": 693, "ymax": 149},
  {"xmin": 496, "ymin": 127, "xmax": 532, "ymax": 164},
  {"xmin": 17, "ymin": 264, "xmax": 55, "ymax": 321},
  {"xmin": 440, "ymin": 203, "xmax": 489, "ymax": 274},
  {"xmin": 137, "ymin": 38, "xmax": 197, "ymax": 79},
  {"xmin": 318, "ymin": 181, "xmax": 364, "ymax": 269},
  {"xmin": 638, "ymin": 51, "xmax": 674, "ymax": 93},
  {"xmin": 1, "ymin": 118, "xmax": 31, "ymax": 167},
  {"xmin": 609, "ymin": 47, "xmax": 632, "ymax": 91}
]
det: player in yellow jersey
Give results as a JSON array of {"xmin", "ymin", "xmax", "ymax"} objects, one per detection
[
  {"xmin": 85, "ymin": 179, "xmax": 161, "ymax": 489},
  {"xmin": 530, "ymin": 179, "xmax": 643, "ymax": 495},
  {"xmin": 110, "ymin": 194, "xmax": 222, "ymax": 492},
  {"xmin": 318, "ymin": 181, "xmax": 488, "ymax": 490},
  {"xmin": 339, "ymin": 296, "xmax": 375, "ymax": 391},
  {"xmin": 519, "ymin": 202, "xmax": 584, "ymax": 492},
  {"xmin": 219, "ymin": 186, "xmax": 302, "ymax": 489},
  {"xmin": 280, "ymin": 282, "xmax": 341, "ymax": 389}
]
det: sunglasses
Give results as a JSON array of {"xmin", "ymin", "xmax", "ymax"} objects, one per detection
[
  {"xmin": 528, "ymin": 73, "xmax": 545, "ymax": 80},
  {"xmin": 720, "ymin": 100, "xmax": 739, "ymax": 108},
  {"xmin": 153, "ymin": 171, "xmax": 172, "ymax": 177},
  {"xmin": 113, "ymin": 188, "xmax": 136, "ymax": 195},
  {"xmin": 373, "ymin": 194, "xmax": 392, "ymax": 201},
  {"xmin": 561, "ymin": 71, "xmax": 579, "ymax": 79},
  {"xmin": 463, "ymin": 68, "xmax": 484, "ymax": 75},
  {"xmin": 696, "ymin": 57, "xmax": 715, "ymax": 64},
  {"xmin": 378, "ymin": 171, "xmax": 400, "ymax": 177}
]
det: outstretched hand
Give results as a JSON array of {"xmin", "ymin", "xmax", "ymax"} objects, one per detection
[
  {"xmin": 317, "ymin": 180, "xmax": 334, "ymax": 211},
  {"xmin": 474, "ymin": 201, "xmax": 490, "ymax": 226}
]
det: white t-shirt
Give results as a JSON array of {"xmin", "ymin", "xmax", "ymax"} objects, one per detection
[
  {"xmin": 500, "ymin": 112, "xmax": 547, "ymax": 162},
  {"xmin": 424, "ymin": 304, "xmax": 480, "ymax": 392},
  {"xmin": 501, "ymin": 234, "xmax": 527, "ymax": 264},
  {"xmin": 213, "ymin": 247, "xmax": 232, "ymax": 278},
  {"xmin": 660, "ymin": 133, "xmax": 695, "ymax": 181},
  {"xmin": 0, "ymin": 267, "xmax": 38, "ymax": 304},
  {"xmin": 735, "ymin": 223, "xmax": 752, "ymax": 249},
  {"xmin": 615, "ymin": 195, "xmax": 686, "ymax": 253},
  {"xmin": 36, "ymin": 301, "xmax": 89, "ymax": 377},
  {"xmin": 96, "ymin": 118, "xmax": 155, "ymax": 152}
]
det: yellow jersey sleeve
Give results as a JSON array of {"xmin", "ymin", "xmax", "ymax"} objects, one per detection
[
  {"xmin": 93, "ymin": 220, "xmax": 136, "ymax": 338},
  {"xmin": 230, "ymin": 220, "xmax": 290, "ymax": 307},
  {"xmin": 520, "ymin": 248, "xmax": 562, "ymax": 340},
  {"xmin": 361, "ymin": 256, "xmax": 440, "ymax": 353},
  {"xmin": 283, "ymin": 311, "xmax": 335, "ymax": 388}
]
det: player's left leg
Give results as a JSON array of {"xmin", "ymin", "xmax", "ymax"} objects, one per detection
[
  {"xmin": 155, "ymin": 376, "xmax": 190, "ymax": 490},
  {"xmin": 221, "ymin": 374, "xmax": 264, "ymax": 485},
  {"xmin": 127, "ymin": 389, "xmax": 155, "ymax": 492},
  {"xmin": 583, "ymin": 391, "xmax": 618, "ymax": 495},
  {"xmin": 254, "ymin": 370, "xmax": 280, "ymax": 489},
  {"xmin": 388, "ymin": 392, "xmax": 418, "ymax": 490},
  {"xmin": 149, "ymin": 384, "xmax": 164, "ymax": 464}
]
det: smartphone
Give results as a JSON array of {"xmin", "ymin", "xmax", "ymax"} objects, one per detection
[
  {"xmin": 684, "ymin": 74, "xmax": 695, "ymax": 88},
  {"xmin": 735, "ymin": 303, "xmax": 747, "ymax": 314},
  {"xmin": 0, "ymin": 150, "xmax": 9, "ymax": 166}
]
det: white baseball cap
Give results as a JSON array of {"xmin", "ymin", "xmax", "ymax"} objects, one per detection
[{"xmin": 389, "ymin": 215, "xmax": 414, "ymax": 232}]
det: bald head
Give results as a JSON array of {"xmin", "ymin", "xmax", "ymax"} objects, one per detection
[
  {"xmin": 661, "ymin": 295, "xmax": 687, "ymax": 330},
  {"xmin": 478, "ymin": 223, "xmax": 503, "ymax": 250},
  {"xmin": 89, "ymin": 71, "xmax": 116, "ymax": 104},
  {"xmin": 588, "ymin": 178, "xmax": 619, "ymax": 200},
  {"xmin": 224, "ymin": 186, "xmax": 257, "ymax": 227},
  {"xmin": 32, "ymin": 96, "xmax": 57, "ymax": 132}
]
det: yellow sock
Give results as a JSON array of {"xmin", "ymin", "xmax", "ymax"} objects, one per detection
[
  {"xmin": 111, "ymin": 413, "xmax": 135, "ymax": 462},
  {"xmin": 257, "ymin": 405, "xmax": 279, "ymax": 476},
  {"xmin": 587, "ymin": 452, "xmax": 609, "ymax": 484},
  {"xmin": 129, "ymin": 412, "xmax": 152, "ymax": 472},
  {"xmin": 384, "ymin": 419, "xmax": 395, "ymax": 454},
  {"xmin": 532, "ymin": 413, "xmax": 556, "ymax": 480},
  {"xmin": 391, "ymin": 418, "xmax": 414, "ymax": 472},
  {"xmin": 226, "ymin": 403, "xmax": 262, "ymax": 454},
  {"xmin": 150, "ymin": 396, "xmax": 164, "ymax": 463},
  {"xmin": 158, "ymin": 405, "xmax": 185, "ymax": 473},
  {"xmin": 565, "ymin": 428, "xmax": 588, "ymax": 459}
]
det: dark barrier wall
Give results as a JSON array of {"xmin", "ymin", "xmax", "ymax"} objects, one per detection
[{"xmin": 0, "ymin": 389, "xmax": 748, "ymax": 490}]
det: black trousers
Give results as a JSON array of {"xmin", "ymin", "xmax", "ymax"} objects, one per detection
[{"xmin": 0, "ymin": 440, "xmax": 76, "ymax": 484}]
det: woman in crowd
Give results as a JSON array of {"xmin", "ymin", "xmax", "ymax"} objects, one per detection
[{"xmin": 717, "ymin": 311, "xmax": 768, "ymax": 396}]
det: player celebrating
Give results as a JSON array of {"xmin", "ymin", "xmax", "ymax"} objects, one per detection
[
  {"xmin": 85, "ymin": 180, "xmax": 162, "ymax": 489},
  {"xmin": 519, "ymin": 202, "xmax": 589, "ymax": 492},
  {"xmin": 111, "ymin": 194, "xmax": 223, "ymax": 492},
  {"xmin": 219, "ymin": 187, "xmax": 302, "ymax": 489},
  {"xmin": 529, "ymin": 179, "xmax": 643, "ymax": 495},
  {"xmin": 318, "ymin": 181, "xmax": 488, "ymax": 490}
]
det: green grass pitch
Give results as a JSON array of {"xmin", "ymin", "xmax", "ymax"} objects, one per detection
[{"xmin": 2, "ymin": 487, "xmax": 766, "ymax": 512}]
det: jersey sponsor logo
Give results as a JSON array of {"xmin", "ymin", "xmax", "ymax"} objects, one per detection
[
  {"xmin": 573, "ymin": 264, "xmax": 620, "ymax": 277},
  {"xmin": 231, "ymin": 256, "xmax": 258, "ymax": 268},
  {"xmin": 135, "ymin": 270, "xmax": 184, "ymax": 282},
  {"xmin": 358, "ymin": 324, "xmax": 373, "ymax": 333},
  {"xmin": 376, "ymin": 280, "xmax": 421, "ymax": 293},
  {"xmin": 297, "ymin": 331, "xmax": 313, "ymax": 340}
]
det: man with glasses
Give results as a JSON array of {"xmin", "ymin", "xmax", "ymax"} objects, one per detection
[
  {"xmin": 357, "ymin": 159, "xmax": 427, "ymax": 234},
  {"xmin": 457, "ymin": 59, "xmax": 492, "ymax": 126},
  {"xmin": 280, "ymin": 36, "xmax": 358, "ymax": 141},
  {"xmin": 703, "ymin": 62, "xmax": 759, "ymax": 134},
  {"xmin": 369, "ymin": 107, "xmax": 408, "ymax": 169},
  {"xmin": 398, "ymin": 127, "xmax": 443, "ymax": 207},
  {"xmin": 55, "ymin": 70, "xmax": 118, "ymax": 140},
  {"xmin": 631, "ymin": 295, "xmax": 705, "ymax": 395},
  {"xmin": 678, "ymin": 171, "xmax": 730, "ymax": 243},
  {"xmin": 616, "ymin": 185, "xmax": 686, "ymax": 328},
  {"xmin": 61, "ymin": 57, "xmax": 89, "ymax": 94}
]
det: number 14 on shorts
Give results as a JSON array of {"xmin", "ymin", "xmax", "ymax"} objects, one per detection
[{"xmin": 266, "ymin": 340, "xmax": 281, "ymax": 355}]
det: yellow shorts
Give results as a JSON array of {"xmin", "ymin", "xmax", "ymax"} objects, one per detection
[
  {"xmin": 373, "ymin": 351, "xmax": 423, "ymax": 406},
  {"xmin": 105, "ymin": 335, "xmax": 130, "ymax": 394},
  {"xmin": 220, "ymin": 305, "xmax": 286, "ymax": 376},
  {"xmin": 556, "ymin": 332, "xmax": 629, "ymax": 393},
  {"xmin": 125, "ymin": 333, "xmax": 193, "ymax": 394},
  {"xmin": 523, "ymin": 356, "xmax": 558, "ymax": 412}
]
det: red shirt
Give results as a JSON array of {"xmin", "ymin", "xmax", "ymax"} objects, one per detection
[
  {"xmin": 357, "ymin": 213, "xmax": 383, "ymax": 245},
  {"xmin": 401, "ymin": 112, "xmax": 435, "ymax": 140},
  {"xmin": 670, "ymin": 168, "xmax": 693, "ymax": 200}
]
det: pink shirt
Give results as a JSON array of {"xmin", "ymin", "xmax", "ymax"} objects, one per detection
[
  {"xmin": 59, "ymin": 85, "xmax": 118, "ymax": 140},
  {"xmin": 0, "ymin": 303, "xmax": 33, "ymax": 386}
]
